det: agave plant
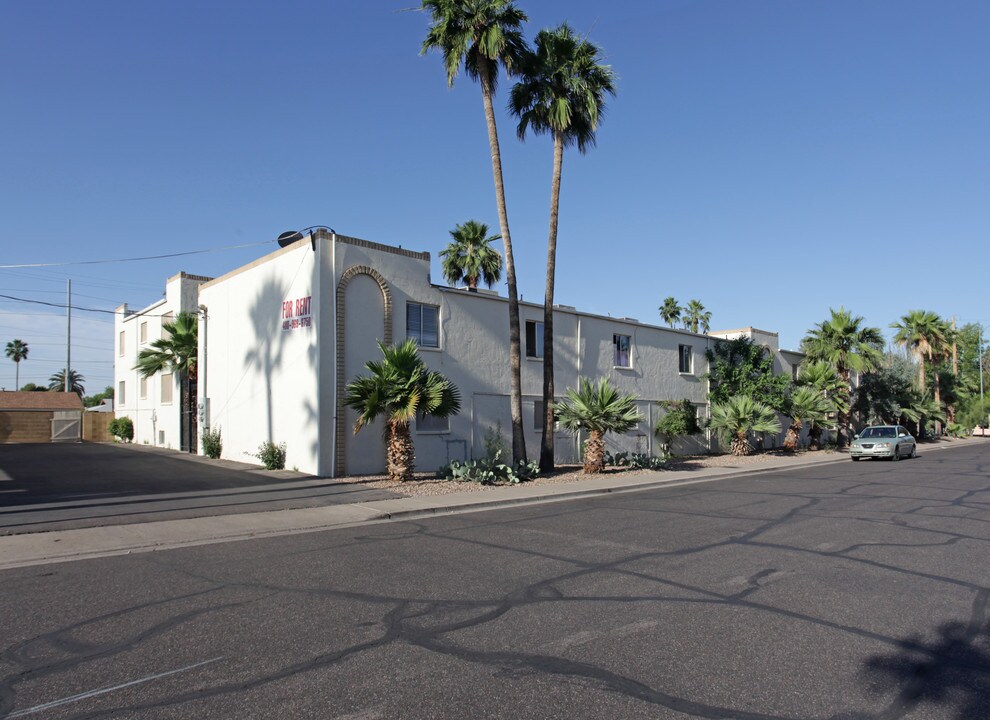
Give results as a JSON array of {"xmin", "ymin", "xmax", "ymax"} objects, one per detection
[
  {"xmin": 555, "ymin": 377, "xmax": 643, "ymax": 474},
  {"xmin": 344, "ymin": 339, "xmax": 461, "ymax": 482},
  {"xmin": 782, "ymin": 387, "xmax": 833, "ymax": 451},
  {"xmin": 709, "ymin": 395, "xmax": 782, "ymax": 456}
]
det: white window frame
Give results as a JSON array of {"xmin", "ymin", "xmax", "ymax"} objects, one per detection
[
  {"xmin": 160, "ymin": 372, "xmax": 174, "ymax": 404},
  {"xmin": 139, "ymin": 376, "xmax": 148, "ymax": 400},
  {"xmin": 118, "ymin": 380, "xmax": 126, "ymax": 406},
  {"xmin": 678, "ymin": 344, "xmax": 693, "ymax": 374},
  {"xmin": 526, "ymin": 320, "xmax": 544, "ymax": 359},
  {"xmin": 406, "ymin": 302, "xmax": 440, "ymax": 349},
  {"xmin": 613, "ymin": 334, "xmax": 632, "ymax": 369}
]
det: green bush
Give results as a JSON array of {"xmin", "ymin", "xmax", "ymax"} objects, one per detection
[
  {"xmin": 255, "ymin": 441, "xmax": 286, "ymax": 470},
  {"xmin": 604, "ymin": 450, "xmax": 630, "ymax": 467},
  {"xmin": 629, "ymin": 453, "xmax": 667, "ymax": 470},
  {"xmin": 438, "ymin": 447, "xmax": 539, "ymax": 485},
  {"xmin": 108, "ymin": 416, "xmax": 134, "ymax": 442},
  {"xmin": 201, "ymin": 426, "xmax": 223, "ymax": 459}
]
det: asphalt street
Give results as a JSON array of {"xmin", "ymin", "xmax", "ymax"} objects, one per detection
[
  {"xmin": 1, "ymin": 442, "xmax": 988, "ymax": 719},
  {"xmin": 0, "ymin": 444, "xmax": 400, "ymax": 534}
]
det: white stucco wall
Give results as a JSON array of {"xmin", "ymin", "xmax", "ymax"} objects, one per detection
[{"xmin": 198, "ymin": 243, "xmax": 321, "ymax": 473}]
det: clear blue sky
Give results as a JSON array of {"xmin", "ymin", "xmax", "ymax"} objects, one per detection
[{"xmin": 2, "ymin": 0, "xmax": 988, "ymax": 392}]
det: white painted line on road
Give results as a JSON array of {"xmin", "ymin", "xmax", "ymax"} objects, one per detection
[{"xmin": 7, "ymin": 656, "xmax": 224, "ymax": 717}]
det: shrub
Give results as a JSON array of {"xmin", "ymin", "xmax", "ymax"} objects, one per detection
[
  {"xmin": 255, "ymin": 441, "xmax": 286, "ymax": 470},
  {"xmin": 604, "ymin": 450, "xmax": 630, "ymax": 467},
  {"xmin": 629, "ymin": 452, "xmax": 667, "ymax": 470},
  {"xmin": 438, "ymin": 447, "xmax": 539, "ymax": 485},
  {"xmin": 108, "ymin": 416, "xmax": 134, "ymax": 443},
  {"xmin": 201, "ymin": 426, "xmax": 223, "ymax": 459},
  {"xmin": 653, "ymin": 399, "xmax": 701, "ymax": 452}
]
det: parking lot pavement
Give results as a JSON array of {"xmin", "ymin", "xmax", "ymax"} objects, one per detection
[{"xmin": 0, "ymin": 443, "xmax": 400, "ymax": 534}]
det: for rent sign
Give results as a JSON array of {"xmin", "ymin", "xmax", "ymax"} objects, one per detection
[{"xmin": 282, "ymin": 295, "xmax": 313, "ymax": 331}]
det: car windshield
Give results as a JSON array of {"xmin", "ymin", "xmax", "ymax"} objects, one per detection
[{"xmin": 861, "ymin": 427, "xmax": 895, "ymax": 439}]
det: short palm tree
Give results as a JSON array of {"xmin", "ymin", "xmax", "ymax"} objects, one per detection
[
  {"xmin": 797, "ymin": 360, "xmax": 848, "ymax": 449},
  {"xmin": 344, "ymin": 339, "xmax": 461, "ymax": 482},
  {"xmin": 6, "ymin": 339, "xmax": 28, "ymax": 390},
  {"xmin": 659, "ymin": 297, "xmax": 682, "ymax": 327},
  {"xmin": 683, "ymin": 300, "xmax": 711, "ymax": 334},
  {"xmin": 709, "ymin": 395, "xmax": 782, "ymax": 456},
  {"xmin": 802, "ymin": 308, "xmax": 883, "ymax": 445},
  {"xmin": 782, "ymin": 387, "xmax": 833, "ymax": 451},
  {"xmin": 554, "ymin": 377, "xmax": 643, "ymax": 474},
  {"xmin": 439, "ymin": 220, "xmax": 503, "ymax": 290},
  {"xmin": 136, "ymin": 311, "xmax": 199, "ymax": 451},
  {"xmin": 48, "ymin": 369, "xmax": 85, "ymax": 396},
  {"xmin": 422, "ymin": 0, "xmax": 529, "ymax": 466},
  {"xmin": 509, "ymin": 22, "xmax": 616, "ymax": 474}
]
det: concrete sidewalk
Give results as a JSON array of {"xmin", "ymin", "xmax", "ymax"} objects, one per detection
[{"xmin": 0, "ymin": 439, "xmax": 981, "ymax": 570}]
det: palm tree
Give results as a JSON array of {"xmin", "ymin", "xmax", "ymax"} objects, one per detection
[
  {"xmin": 659, "ymin": 297, "xmax": 682, "ymax": 327},
  {"xmin": 802, "ymin": 308, "xmax": 883, "ymax": 445},
  {"xmin": 709, "ymin": 395, "xmax": 782, "ymax": 456},
  {"xmin": 797, "ymin": 360, "xmax": 848, "ymax": 449},
  {"xmin": 509, "ymin": 23, "xmax": 616, "ymax": 473},
  {"xmin": 782, "ymin": 387, "xmax": 833, "ymax": 451},
  {"xmin": 344, "ymin": 339, "xmax": 461, "ymax": 482},
  {"xmin": 554, "ymin": 377, "xmax": 643, "ymax": 474},
  {"xmin": 683, "ymin": 300, "xmax": 711, "ymax": 334},
  {"xmin": 135, "ymin": 311, "xmax": 199, "ymax": 451},
  {"xmin": 48, "ymin": 369, "xmax": 85, "ymax": 396},
  {"xmin": 422, "ymin": 0, "xmax": 529, "ymax": 465},
  {"xmin": 5, "ymin": 339, "xmax": 28, "ymax": 390},
  {"xmin": 439, "ymin": 220, "xmax": 503, "ymax": 290},
  {"xmin": 891, "ymin": 310, "xmax": 948, "ymax": 396}
]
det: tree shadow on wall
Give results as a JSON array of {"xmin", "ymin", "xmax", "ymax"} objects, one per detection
[
  {"xmin": 244, "ymin": 278, "xmax": 289, "ymax": 444},
  {"xmin": 860, "ymin": 616, "xmax": 990, "ymax": 719}
]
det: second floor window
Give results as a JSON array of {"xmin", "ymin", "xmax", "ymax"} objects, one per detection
[
  {"xmin": 119, "ymin": 331, "xmax": 125, "ymax": 356},
  {"xmin": 526, "ymin": 320, "xmax": 544, "ymax": 358},
  {"xmin": 407, "ymin": 302, "xmax": 439, "ymax": 348},
  {"xmin": 679, "ymin": 344, "xmax": 693, "ymax": 374},
  {"xmin": 614, "ymin": 334, "xmax": 631, "ymax": 368}
]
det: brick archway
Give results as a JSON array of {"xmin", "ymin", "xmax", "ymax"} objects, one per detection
[{"xmin": 335, "ymin": 265, "xmax": 392, "ymax": 476}]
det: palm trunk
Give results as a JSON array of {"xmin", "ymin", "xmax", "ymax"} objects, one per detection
[
  {"xmin": 917, "ymin": 355, "xmax": 927, "ymax": 439},
  {"xmin": 539, "ymin": 132, "xmax": 564, "ymax": 473},
  {"xmin": 478, "ymin": 57, "xmax": 526, "ymax": 465},
  {"xmin": 838, "ymin": 367, "xmax": 851, "ymax": 447},
  {"xmin": 584, "ymin": 429, "xmax": 605, "ymax": 474},
  {"xmin": 783, "ymin": 420, "xmax": 802, "ymax": 452},
  {"xmin": 14, "ymin": 361, "xmax": 19, "ymax": 391},
  {"xmin": 731, "ymin": 430, "xmax": 751, "ymax": 456},
  {"xmin": 387, "ymin": 420, "xmax": 415, "ymax": 482},
  {"xmin": 808, "ymin": 423, "xmax": 822, "ymax": 450}
]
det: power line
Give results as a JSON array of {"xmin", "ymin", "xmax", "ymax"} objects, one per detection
[
  {"xmin": 0, "ymin": 294, "xmax": 178, "ymax": 318},
  {"xmin": 0, "ymin": 238, "xmax": 276, "ymax": 269}
]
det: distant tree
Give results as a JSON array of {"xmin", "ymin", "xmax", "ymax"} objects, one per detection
[
  {"xmin": 48, "ymin": 369, "xmax": 85, "ymax": 396},
  {"xmin": 509, "ymin": 21, "xmax": 616, "ymax": 474},
  {"xmin": 555, "ymin": 377, "xmax": 643, "ymax": 474},
  {"xmin": 659, "ymin": 297, "xmax": 682, "ymax": 327},
  {"xmin": 802, "ymin": 308, "xmax": 883, "ymax": 445},
  {"xmin": 344, "ymin": 339, "xmax": 461, "ymax": 482},
  {"xmin": 439, "ymin": 220, "xmax": 503, "ymax": 290},
  {"xmin": 83, "ymin": 385, "xmax": 115, "ymax": 408},
  {"xmin": 5, "ymin": 339, "xmax": 28, "ymax": 390},
  {"xmin": 19, "ymin": 382, "xmax": 47, "ymax": 392},
  {"xmin": 705, "ymin": 336, "xmax": 791, "ymax": 412},
  {"xmin": 709, "ymin": 396, "xmax": 781, "ymax": 456},
  {"xmin": 422, "ymin": 0, "xmax": 530, "ymax": 466},
  {"xmin": 683, "ymin": 299, "xmax": 711, "ymax": 334}
]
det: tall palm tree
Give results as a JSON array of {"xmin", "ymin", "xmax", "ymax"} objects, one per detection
[
  {"xmin": 509, "ymin": 23, "xmax": 616, "ymax": 473},
  {"xmin": 802, "ymin": 308, "xmax": 883, "ymax": 445},
  {"xmin": 48, "ymin": 369, "xmax": 85, "ymax": 396},
  {"xmin": 439, "ymin": 220, "xmax": 503, "ymax": 290},
  {"xmin": 797, "ymin": 360, "xmax": 848, "ymax": 449},
  {"xmin": 344, "ymin": 339, "xmax": 461, "ymax": 482},
  {"xmin": 659, "ymin": 297, "xmax": 682, "ymax": 327},
  {"xmin": 5, "ymin": 339, "xmax": 28, "ymax": 390},
  {"xmin": 554, "ymin": 377, "xmax": 642, "ymax": 474},
  {"xmin": 709, "ymin": 395, "xmax": 782, "ymax": 456},
  {"xmin": 891, "ymin": 310, "xmax": 948, "ymax": 395},
  {"xmin": 782, "ymin": 387, "xmax": 833, "ymax": 451},
  {"xmin": 683, "ymin": 300, "xmax": 711, "ymax": 334},
  {"xmin": 422, "ymin": 0, "xmax": 529, "ymax": 465},
  {"xmin": 135, "ymin": 311, "xmax": 199, "ymax": 451}
]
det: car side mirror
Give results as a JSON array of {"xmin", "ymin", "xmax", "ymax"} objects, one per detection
[
  {"xmin": 853, "ymin": 434, "xmax": 859, "ymax": 440},
  {"xmin": 899, "ymin": 433, "xmax": 907, "ymax": 438}
]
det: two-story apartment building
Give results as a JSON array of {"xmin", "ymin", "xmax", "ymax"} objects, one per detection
[
  {"xmin": 187, "ymin": 230, "xmax": 804, "ymax": 476},
  {"xmin": 113, "ymin": 272, "xmax": 211, "ymax": 449}
]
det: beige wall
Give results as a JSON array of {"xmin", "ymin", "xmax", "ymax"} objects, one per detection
[{"xmin": 0, "ymin": 411, "xmax": 54, "ymax": 443}]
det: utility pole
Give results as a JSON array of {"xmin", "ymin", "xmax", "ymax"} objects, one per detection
[
  {"xmin": 980, "ymin": 323, "xmax": 986, "ymax": 429},
  {"xmin": 65, "ymin": 278, "xmax": 71, "ymax": 393}
]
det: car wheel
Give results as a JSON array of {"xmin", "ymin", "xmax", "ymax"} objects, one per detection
[
  {"xmin": 909, "ymin": 444, "xmax": 917, "ymax": 459},
  {"xmin": 851, "ymin": 457, "xmax": 861, "ymax": 461},
  {"xmin": 891, "ymin": 446, "xmax": 899, "ymax": 461}
]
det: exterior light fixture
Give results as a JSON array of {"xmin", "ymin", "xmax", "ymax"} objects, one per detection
[{"xmin": 276, "ymin": 226, "xmax": 336, "ymax": 251}]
